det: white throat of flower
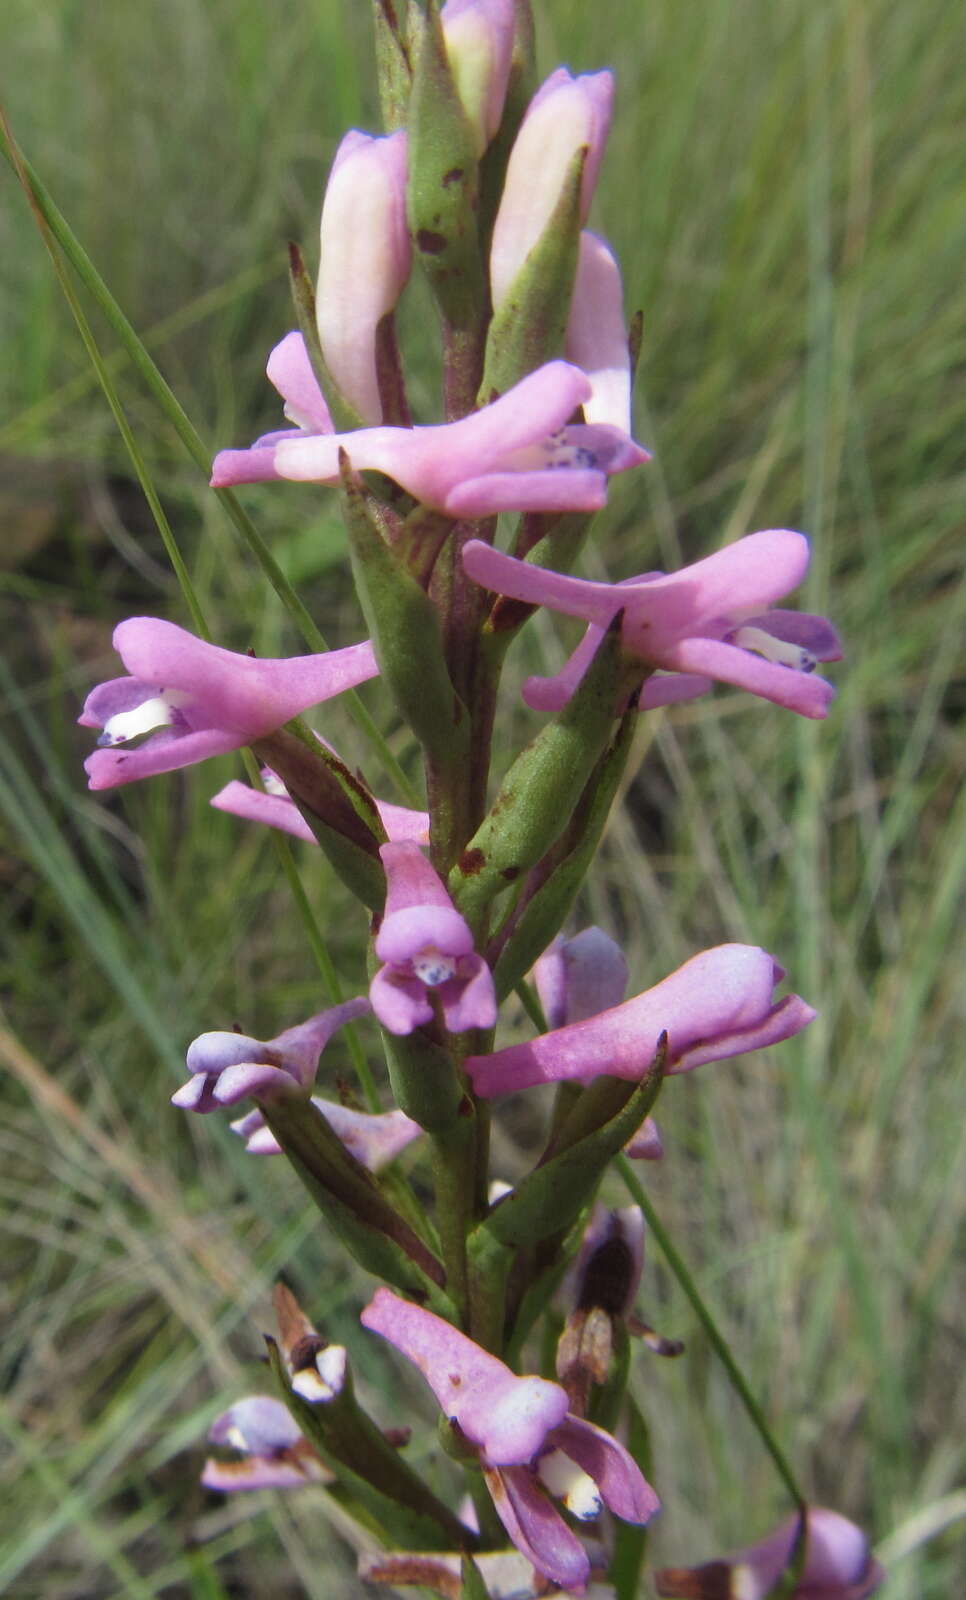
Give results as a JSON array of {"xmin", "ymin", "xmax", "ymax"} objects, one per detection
[
  {"xmin": 730, "ymin": 624, "xmax": 817, "ymax": 673},
  {"xmin": 537, "ymin": 1448, "xmax": 603, "ymax": 1520},
  {"xmin": 98, "ymin": 689, "xmax": 191, "ymax": 747},
  {"xmin": 411, "ymin": 947, "xmax": 459, "ymax": 987}
]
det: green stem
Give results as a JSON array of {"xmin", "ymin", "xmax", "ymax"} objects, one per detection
[{"xmin": 617, "ymin": 1157, "xmax": 806, "ymax": 1511}]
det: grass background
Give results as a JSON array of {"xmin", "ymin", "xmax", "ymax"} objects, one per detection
[{"xmin": 1, "ymin": 0, "xmax": 963, "ymax": 1595}]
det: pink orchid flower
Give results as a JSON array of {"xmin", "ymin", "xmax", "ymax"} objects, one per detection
[
  {"xmin": 79, "ymin": 616, "xmax": 377, "ymax": 790},
  {"xmin": 172, "ymin": 999, "xmax": 369, "ymax": 1114},
  {"xmin": 462, "ymin": 530, "xmax": 842, "ymax": 719},
  {"xmin": 371, "ymin": 843, "xmax": 497, "ymax": 1035},
  {"xmin": 465, "ymin": 943, "xmax": 815, "ymax": 1098},
  {"xmin": 212, "ymin": 358, "xmax": 648, "ymax": 517},
  {"xmin": 201, "ymin": 1396, "xmax": 332, "ymax": 1492},
  {"xmin": 361, "ymin": 1288, "xmax": 659, "ymax": 1592},
  {"xmin": 655, "ymin": 1506, "xmax": 884, "ymax": 1599}
]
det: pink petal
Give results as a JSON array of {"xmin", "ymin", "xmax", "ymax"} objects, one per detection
[
  {"xmin": 534, "ymin": 928, "xmax": 628, "ymax": 1029},
  {"xmin": 317, "ymin": 132, "xmax": 411, "ymax": 423},
  {"xmin": 675, "ymin": 992, "xmax": 818, "ymax": 1073},
  {"xmin": 667, "ymin": 635, "xmax": 836, "ymax": 718},
  {"xmin": 466, "ymin": 944, "xmax": 813, "ymax": 1096},
  {"xmin": 380, "ymin": 841, "xmax": 462, "ymax": 915},
  {"xmin": 485, "ymin": 1466, "xmax": 590, "ymax": 1593},
  {"xmin": 740, "ymin": 608, "xmax": 843, "ymax": 662},
  {"xmin": 315, "ymin": 1101, "xmax": 423, "ymax": 1170},
  {"xmin": 370, "ymin": 967, "xmax": 435, "ymax": 1034},
  {"xmin": 549, "ymin": 1415, "xmax": 660, "ymax": 1523},
  {"xmin": 566, "ymin": 231, "xmax": 632, "ymax": 431},
  {"xmin": 624, "ymin": 1116, "xmax": 664, "ymax": 1160},
  {"xmin": 201, "ymin": 1455, "xmax": 325, "ymax": 1491},
  {"xmin": 439, "ymin": 955, "xmax": 498, "ymax": 1032},
  {"xmin": 445, "ymin": 468, "xmax": 609, "ymax": 517},
  {"xmin": 360, "ymin": 1289, "xmax": 569, "ymax": 1465},
  {"xmin": 491, "ymin": 67, "xmax": 614, "ymax": 310},
  {"xmin": 265, "ymin": 330, "xmax": 333, "ymax": 433},
  {"xmin": 274, "ymin": 362, "xmax": 593, "ymax": 507},
  {"xmin": 85, "ymin": 727, "xmax": 242, "ymax": 789},
  {"xmin": 211, "ymin": 780, "xmax": 318, "ymax": 843},
  {"xmin": 210, "ymin": 445, "xmax": 282, "ymax": 485},
  {"xmin": 209, "ymin": 1396, "xmax": 302, "ymax": 1454},
  {"xmin": 212, "ymin": 1061, "xmax": 299, "ymax": 1103}
]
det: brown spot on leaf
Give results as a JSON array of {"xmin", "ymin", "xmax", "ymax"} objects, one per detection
[
  {"xmin": 442, "ymin": 166, "xmax": 464, "ymax": 187},
  {"xmin": 459, "ymin": 847, "xmax": 485, "ymax": 876},
  {"xmin": 417, "ymin": 229, "xmax": 447, "ymax": 255}
]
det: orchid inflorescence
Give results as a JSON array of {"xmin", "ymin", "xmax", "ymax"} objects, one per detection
[{"xmin": 79, "ymin": 2, "xmax": 879, "ymax": 1595}]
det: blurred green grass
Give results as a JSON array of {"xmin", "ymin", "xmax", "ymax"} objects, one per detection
[{"xmin": 1, "ymin": 1, "xmax": 963, "ymax": 1596}]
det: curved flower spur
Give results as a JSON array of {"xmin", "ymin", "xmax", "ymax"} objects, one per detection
[{"xmin": 361, "ymin": 1288, "xmax": 659, "ymax": 1593}]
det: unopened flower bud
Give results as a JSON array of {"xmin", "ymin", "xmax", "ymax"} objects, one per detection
[
  {"xmin": 441, "ymin": 0, "xmax": 515, "ymax": 155},
  {"xmin": 317, "ymin": 129, "xmax": 411, "ymax": 422},
  {"xmin": 491, "ymin": 67, "xmax": 614, "ymax": 310}
]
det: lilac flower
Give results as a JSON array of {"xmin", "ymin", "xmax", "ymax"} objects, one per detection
[
  {"xmin": 212, "ymin": 360, "xmax": 648, "ymax": 517},
  {"xmin": 171, "ymin": 999, "xmax": 369, "ymax": 1114},
  {"xmin": 229, "ymin": 1099, "xmax": 422, "ymax": 1169},
  {"xmin": 655, "ymin": 1507, "xmax": 885, "ymax": 1599},
  {"xmin": 316, "ymin": 130, "xmax": 411, "ymax": 422},
  {"xmin": 490, "ymin": 68, "xmax": 614, "ymax": 311},
  {"xmin": 565, "ymin": 232, "xmax": 632, "ymax": 431},
  {"xmin": 534, "ymin": 929, "xmax": 662, "ymax": 1159},
  {"xmin": 79, "ymin": 617, "xmax": 378, "ymax": 790},
  {"xmin": 441, "ymin": 0, "xmax": 515, "ymax": 156},
  {"xmin": 465, "ymin": 943, "xmax": 816, "ymax": 1097},
  {"xmin": 462, "ymin": 530, "xmax": 842, "ymax": 719},
  {"xmin": 361, "ymin": 1288, "xmax": 659, "ymax": 1592},
  {"xmin": 201, "ymin": 1396, "xmax": 331, "ymax": 1492},
  {"xmin": 371, "ymin": 843, "xmax": 497, "ymax": 1035},
  {"xmin": 211, "ymin": 768, "xmax": 430, "ymax": 848}
]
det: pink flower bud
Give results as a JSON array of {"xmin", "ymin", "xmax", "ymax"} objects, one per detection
[
  {"xmin": 491, "ymin": 68, "xmax": 614, "ymax": 310},
  {"xmin": 441, "ymin": 0, "xmax": 515, "ymax": 155},
  {"xmin": 565, "ymin": 231, "xmax": 632, "ymax": 430},
  {"xmin": 316, "ymin": 130, "xmax": 411, "ymax": 422}
]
